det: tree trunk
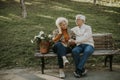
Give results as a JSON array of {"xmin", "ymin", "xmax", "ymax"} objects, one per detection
[
  {"xmin": 20, "ymin": 0, "xmax": 27, "ymax": 18},
  {"xmin": 93, "ymin": 0, "xmax": 97, "ymax": 5}
]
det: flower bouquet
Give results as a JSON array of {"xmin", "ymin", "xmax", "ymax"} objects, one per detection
[{"xmin": 31, "ymin": 31, "xmax": 53, "ymax": 54}]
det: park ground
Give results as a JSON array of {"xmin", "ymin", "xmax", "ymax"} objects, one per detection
[{"xmin": 0, "ymin": 63, "xmax": 120, "ymax": 80}]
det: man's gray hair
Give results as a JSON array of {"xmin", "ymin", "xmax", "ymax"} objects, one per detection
[{"xmin": 76, "ymin": 14, "xmax": 86, "ymax": 22}]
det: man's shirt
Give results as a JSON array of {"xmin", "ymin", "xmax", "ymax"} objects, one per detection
[{"xmin": 71, "ymin": 24, "xmax": 94, "ymax": 47}]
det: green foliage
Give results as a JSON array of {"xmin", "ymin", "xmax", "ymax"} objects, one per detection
[{"xmin": 0, "ymin": 0, "xmax": 120, "ymax": 68}]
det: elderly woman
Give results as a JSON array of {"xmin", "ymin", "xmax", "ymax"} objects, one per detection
[{"xmin": 52, "ymin": 17, "xmax": 71, "ymax": 78}]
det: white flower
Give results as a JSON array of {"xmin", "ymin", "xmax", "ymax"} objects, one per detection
[
  {"xmin": 35, "ymin": 35, "xmax": 40, "ymax": 38},
  {"xmin": 31, "ymin": 40, "xmax": 34, "ymax": 43},
  {"xmin": 31, "ymin": 31, "xmax": 52, "ymax": 44},
  {"xmin": 34, "ymin": 36, "xmax": 37, "ymax": 39},
  {"xmin": 40, "ymin": 37, "xmax": 45, "ymax": 39},
  {"xmin": 39, "ymin": 31, "xmax": 44, "ymax": 35},
  {"xmin": 48, "ymin": 34, "xmax": 52, "ymax": 38}
]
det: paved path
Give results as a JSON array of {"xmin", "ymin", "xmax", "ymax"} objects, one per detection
[{"xmin": 0, "ymin": 65, "xmax": 120, "ymax": 80}]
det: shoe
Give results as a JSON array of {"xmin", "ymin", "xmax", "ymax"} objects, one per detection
[
  {"xmin": 73, "ymin": 71, "xmax": 81, "ymax": 78},
  {"xmin": 81, "ymin": 68, "xmax": 87, "ymax": 76},
  {"xmin": 73, "ymin": 68, "xmax": 87, "ymax": 78},
  {"xmin": 59, "ymin": 70, "xmax": 65, "ymax": 79}
]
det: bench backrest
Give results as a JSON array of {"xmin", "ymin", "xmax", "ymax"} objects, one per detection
[
  {"xmin": 36, "ymin": 33, "xmax": 114, "ymax": 51},
  {"xmin": 93, "ymin": 33, "xmax": 114, "ymax": 50}
]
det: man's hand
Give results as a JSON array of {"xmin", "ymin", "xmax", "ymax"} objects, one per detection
[
  {"xmin": 69, "ymin": 39, "xmax": 75, "ymax": 43},
  {"xmin": 68, "ymin": 39, "xmax": 76, "ymax": 46}
]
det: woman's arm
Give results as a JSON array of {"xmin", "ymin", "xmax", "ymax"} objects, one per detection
[{"xmin": 52, "ymin": 29, "xmax": 62, "ymax": 42}]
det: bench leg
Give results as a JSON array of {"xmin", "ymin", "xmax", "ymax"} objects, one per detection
[
  {"xmin": 104, "ymin": 56, "xmax": 108, "ymax": 67},
  {"xmin": 104, "ymin": 55, "xmax": 113, "ymax": 71},
  {"xmin": 109, "ymin": 55, "xmax": 113, "ymax": 71},
  {"xmin": 41, "ymin": 57, "xmax": 45, "ymax": 74}
]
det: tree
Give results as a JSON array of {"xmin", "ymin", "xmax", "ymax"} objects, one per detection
[
  {"xmin": 93, "ymin": 0, "xmax": 97, "ymax": 5},
  {"xmin": 20, "ymin": 0, "xmax": 27, "ymax": 18}
]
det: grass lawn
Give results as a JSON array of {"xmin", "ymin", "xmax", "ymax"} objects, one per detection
[{"xmin": 0, "ymin": 0, "xmax": 120, "ymax": 68}]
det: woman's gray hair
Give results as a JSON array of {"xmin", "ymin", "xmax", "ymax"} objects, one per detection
[{"xmin": 55, "ymin": 17, "xmax": 68, "ymax": 28}]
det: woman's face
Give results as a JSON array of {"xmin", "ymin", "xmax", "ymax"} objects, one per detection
[{"xmin": 59, "ymin": 21, "xmax": 67, "ymax": 30}]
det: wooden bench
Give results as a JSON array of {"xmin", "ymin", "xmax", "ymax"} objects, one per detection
[{"xmin": 34, "ymin": 33, "xmax": 120, "ymax": 74}]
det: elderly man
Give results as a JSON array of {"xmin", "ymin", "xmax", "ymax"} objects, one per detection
[{"xmin": 69, "ymin": 14, "xmax": 94, "ymax": 78}]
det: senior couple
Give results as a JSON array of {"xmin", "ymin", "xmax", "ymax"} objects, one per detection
[{"xmin": 52, "ymin": 14, "xmax": 94, "ymax": 79}]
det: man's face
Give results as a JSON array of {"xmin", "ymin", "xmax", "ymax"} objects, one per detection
[{"xmin": 76, "ymin": 19, "xmax": 84, "ymax": 26}]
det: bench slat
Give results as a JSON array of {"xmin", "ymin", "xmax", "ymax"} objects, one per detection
[
  {"xmin": 95, "ymin": 45, "xmax": 113, "ymax": 48},
  {"xmin": 34, "ymin": 49, "xmax": 120, "ymax": 57}
]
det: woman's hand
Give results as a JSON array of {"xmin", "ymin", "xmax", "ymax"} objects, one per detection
[{"xmin": 58, "ymin": 27, "xmax": 62, "ymax": 34}]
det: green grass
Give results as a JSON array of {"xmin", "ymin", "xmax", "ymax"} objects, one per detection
[{"xmin": 0, "ymin": 0, "xmax": 120, "ymax": 68}]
